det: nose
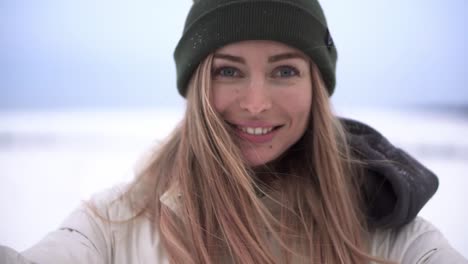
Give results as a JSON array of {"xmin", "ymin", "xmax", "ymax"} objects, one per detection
[{"xmin": 239, "ymin": 77, "xmax": 272, "ymax": 115}]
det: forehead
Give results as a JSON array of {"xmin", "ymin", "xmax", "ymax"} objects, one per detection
[{"xmin": 215, "ymin": 40, "xmax": 307, "ymax": 57}]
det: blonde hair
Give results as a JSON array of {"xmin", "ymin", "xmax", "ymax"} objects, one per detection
[{"xmin": 123, "ymin": 54, "xmax": 391, "ymax": 263}]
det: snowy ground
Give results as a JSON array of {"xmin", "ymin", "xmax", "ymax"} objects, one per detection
[{"xmin": 0, "ymin": 107, "xmax": 467, "ymax": 258}]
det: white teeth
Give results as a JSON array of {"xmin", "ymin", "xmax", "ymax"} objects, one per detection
[
  {"xmin": 239, "ymin": 126, "xmax": 274, "ymax": 135},
  {"xmin": 262, "ymin": 127, "xmax": 272, "ymax": 134}
]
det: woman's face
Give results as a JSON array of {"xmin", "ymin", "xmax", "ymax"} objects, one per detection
[{"xmin": 211, "ymin": 40, "xmax": 312, "ymax": 166}]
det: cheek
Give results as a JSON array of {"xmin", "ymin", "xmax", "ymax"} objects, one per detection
[
  {"xmin": 277, "ymin": 85, "xmax": 312, "ymax": 118},
  {"xmin": 211, "ymin": 84, "xmax": 240, "ymax": 114},
  {"xmin": 297, "ymin": 94, "xmax": 312, "ymax": 129},
  {"xmin": 211, "ymin": 88, "xmax": 229, "ymax": 114},
  {"xmin": 292, "ymin": 101, "xmax": 311, "ymax": 132}
]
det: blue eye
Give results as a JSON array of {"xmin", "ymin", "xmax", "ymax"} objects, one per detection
[
  {"xmin": 214, "ymin": 66, "xmax": 241, "ymax": 78},
  {"xmin": 274, "ymin": 66, "xmax": 299, "ymax": 78}
]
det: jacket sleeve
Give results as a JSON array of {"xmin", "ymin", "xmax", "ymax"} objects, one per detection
[
  {"xmin": 1, "ymin": 187, "xmax": 125, "ymax": 264},
  {"xmin": 1, "ymin": 246, "xmax": 34, "ymax": 264},
  {"xmin": 401, "ymin": 222, "xmax": 467, "ymax": 264},
  {"xmin": 373, "ymin": 217, "xmax": 467, "ymax": 264},
  {"xmin": 20, "ymin": 206, "xmax": 111, "ymax": 264}
]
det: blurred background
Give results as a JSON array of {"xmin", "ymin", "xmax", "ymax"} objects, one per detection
[{"xmin": 1, "ymin": 0, "xmax": 467, "ymax": 259}]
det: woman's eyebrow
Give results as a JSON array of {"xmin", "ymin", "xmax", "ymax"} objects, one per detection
[
  {"xmin": 213, "ymin": 52, "xmax": 308, "ymax": 64},
  {"xmin": 268, "ymin": 52, "xmax": 309, "ymax": 63},
  {"xmin": 213, "ymin": 53, "xmax": 245, "ymax": 63}
]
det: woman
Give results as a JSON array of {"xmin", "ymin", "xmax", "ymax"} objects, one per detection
[{"xmin": 1, "ymin": 0, "xmax": 466, "ymax": 263}]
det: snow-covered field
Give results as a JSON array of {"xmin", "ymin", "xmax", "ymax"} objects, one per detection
[{"xmin": 0, "ymin": 107, "xmax": 467, "ymax": 259}]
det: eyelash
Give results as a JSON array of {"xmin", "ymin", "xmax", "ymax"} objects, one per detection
[
  {"xmin": 273, "ymin": 66, "xmax": 300, "ymax": 78},
  {"xmin": 212, "ymin": 65, "xmax": 300, "ymax": 79},
  {"xmin": 213, "ymin": 66, "xmax": 243, "ymax": 78}
]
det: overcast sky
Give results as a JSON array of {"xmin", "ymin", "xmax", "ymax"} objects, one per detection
[{"xmin": 1, "ymin": 0, "xmax": 467, "ymax": 110}]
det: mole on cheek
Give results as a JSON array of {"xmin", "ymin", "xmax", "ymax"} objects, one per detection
[{"xmin": 269, "ymin": 145, "xmax": 273, "ymax": 149}]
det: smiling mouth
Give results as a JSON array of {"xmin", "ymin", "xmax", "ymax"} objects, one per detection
[{"xmin": 226, "ymin": 122, "xmax": 283, "ymax": 136}]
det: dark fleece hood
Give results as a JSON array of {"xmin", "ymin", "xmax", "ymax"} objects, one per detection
[{"xmin": 341, "ymin": 118, "xmax": 439, "ymax": 229}]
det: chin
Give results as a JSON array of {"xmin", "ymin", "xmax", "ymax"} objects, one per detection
[{"xmin": 243, "ymin": 151, "xmax": 278, "ymax": 167}]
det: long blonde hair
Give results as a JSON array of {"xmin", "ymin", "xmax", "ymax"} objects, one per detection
[{"xmin": 124, "ymin": 54, "xmax": 390, "ymax": 263}]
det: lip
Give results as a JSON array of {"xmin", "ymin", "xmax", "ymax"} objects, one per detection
[
  {"xmin": 235, "ymin": 128, "xmax": 278, "ymax": 143},
  {"xmin": 228, "ymin": 120, "xmax": 280, "ymax": 128},
  {"xmin": 227, "ymin": 121, "xmax": 282, "ymax": 144}
]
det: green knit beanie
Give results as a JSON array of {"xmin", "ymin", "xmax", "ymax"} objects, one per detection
[{"xmin": 174, "ymin": 0, "xmax": 337, "ymax": 97}]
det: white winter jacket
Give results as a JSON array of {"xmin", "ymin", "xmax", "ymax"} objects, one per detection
[{"xmin": 1, "ymin": 185, "xmax": 466, "ymax": 264}]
